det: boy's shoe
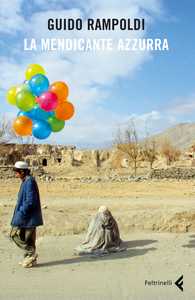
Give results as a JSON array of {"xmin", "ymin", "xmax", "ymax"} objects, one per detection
[{"xmin": 21, "ymin": 254, "xmax": 38, "ymax": 268}]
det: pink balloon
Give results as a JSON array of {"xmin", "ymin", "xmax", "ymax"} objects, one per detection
[{"xmin": 37, "ymin": 92, "xmax": 58, "ymax": 112}]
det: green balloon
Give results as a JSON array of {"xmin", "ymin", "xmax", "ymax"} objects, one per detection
[
  {"xmin": 47, "ymin": 116, "xmax": 65, "ymax": 132},
  {"xmin": 16, "ymin": 90, "xmax": 35, "ymax": 112},
  {"xmin": 16, "ymin": 83, "xmax": 30, "ymax": 94}
]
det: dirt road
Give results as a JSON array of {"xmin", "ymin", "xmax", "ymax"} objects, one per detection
[{"xmin": 0, "ymin": 232, "xmax": 194, "ymax": 300}]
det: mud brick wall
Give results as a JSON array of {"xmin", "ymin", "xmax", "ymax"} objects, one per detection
[{"xmin": 150, "ymin": 168, "xmax": 195, "ymax": 179}]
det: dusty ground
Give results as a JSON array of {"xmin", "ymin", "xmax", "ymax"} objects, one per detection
[
  {"xmin": 1, "ymin": 179, "xmax": 195, "ymax": 235},
  {"xmin": 0, "ymin": 232, "xmax": 194, "ymax": 300},
  {"xmin": 0, "ymin": 179, "xmax": 195, "ymax": 299}
]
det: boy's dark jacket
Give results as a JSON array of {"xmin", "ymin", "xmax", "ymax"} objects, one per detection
[{"xmin": 11, "ymin": 176, "xmax": 43, "ymax": 227}]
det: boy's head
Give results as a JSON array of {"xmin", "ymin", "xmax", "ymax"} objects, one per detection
[{"xmin": 13, "ymin": 161, "xmax": 30, "ymax": 179}]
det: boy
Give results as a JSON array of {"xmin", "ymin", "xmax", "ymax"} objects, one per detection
[{"xmin": 10, "ymin": 161, "xmax": 43, "ymax": 268}]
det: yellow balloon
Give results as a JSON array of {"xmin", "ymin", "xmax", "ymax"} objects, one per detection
[
  {"xmin": 6, "ymin": 86, "xmax": 17, "ymax": 105},
  {"xmin": 25, "ymin": 64, "xmax": 45, "ymax": 80}
]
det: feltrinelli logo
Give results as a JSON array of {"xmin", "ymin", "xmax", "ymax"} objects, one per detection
[
  {"xmin": 175, "ymin": 275, "xmax": 184, "ymax": 292},
  {"xmin": 145, "ymin": 275, "xmax": 184, "ymax": 292}
]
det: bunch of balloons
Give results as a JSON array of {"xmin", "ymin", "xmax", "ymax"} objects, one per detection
[{"xmin": 6, "ymin": 64, "xmax": 75, "ymax": 140}]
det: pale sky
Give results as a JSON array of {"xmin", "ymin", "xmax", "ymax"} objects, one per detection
[{"xmin": 0, "ymin": 0, "xmax": 195, "ymax": 148}]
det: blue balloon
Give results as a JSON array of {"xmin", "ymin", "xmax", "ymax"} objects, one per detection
[
  {"xmin": 32, "ymin": 120, "xmax": 52, "ymax": 140},
  {"xmin": 33, "ymin": 105, "xmax": 54, "ymax": 121},
  {"xmin": 17, "ymin": 110, "xmax": 33, "ymax": 119},
  {"xmin": 17, "ymin": 111, "xmax": 26, "ymax": 117},
  {"xmin": 28, "ymin": 74, "xmax": 49, "ymax": 96}
]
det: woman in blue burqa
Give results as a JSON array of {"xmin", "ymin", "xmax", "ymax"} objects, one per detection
[{"xmin": 75, "ymin": 206, "xmax": 124, "ymax": 255}]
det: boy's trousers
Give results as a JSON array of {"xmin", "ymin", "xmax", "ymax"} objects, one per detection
[{"xmin": 10, "ymin": 227, "xmax": 36, "ymax": 257}]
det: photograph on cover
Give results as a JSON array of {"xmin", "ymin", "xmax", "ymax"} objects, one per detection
[{"xmin": 0, "ymin": 0, "xmax": 195, "ymax": 299}]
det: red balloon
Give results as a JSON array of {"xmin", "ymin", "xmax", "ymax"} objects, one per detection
[{"xmin": 37, "ymin": 92, "xmax": 58, "ymax": 112}]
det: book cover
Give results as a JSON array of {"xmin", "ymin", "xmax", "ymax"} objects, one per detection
[{"xmin": 0, "ymin": 0, "xmax": 194, "ymax": 299}]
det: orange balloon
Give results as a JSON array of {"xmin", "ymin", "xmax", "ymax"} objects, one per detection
[
  {"xmin": 55, "ymin": 101, "xmax": 75, "ymax": 121},
  {"xmin": 50, "ymin": 81, "xmax": 69, "ymax": 102},
  {"xmin": 13, "ymin": 116, "xmax": 33, "ymax": 136}
]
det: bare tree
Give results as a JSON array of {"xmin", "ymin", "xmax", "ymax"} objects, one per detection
[
  {"xmin": 161, "ymin": 140, "xmax": 181, "ymax": 165},
  {"xmin": 18, "ymin": 135, "xmax": 35, "ymax": 145},
  {"xmin": 115, "ymin": 121, "xmax": 142, "ymax": 176},
  {"xmin": 0, "ymin": 116, "xmax": 16, "ymax": 144},
  {"xmin": 142, "ymin": 139, "xmax": 158, "ymax": 169}
]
